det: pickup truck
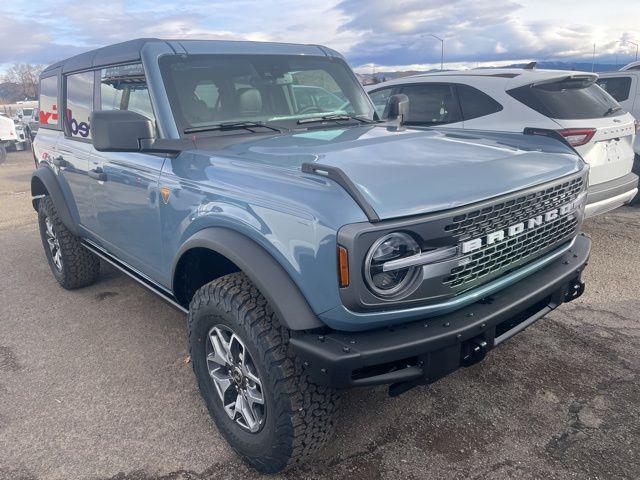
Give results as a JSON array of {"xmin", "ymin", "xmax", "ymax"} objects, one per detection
[{"xmin": 32, "ymin": 38, "xmax": 591, "ymax": 473}]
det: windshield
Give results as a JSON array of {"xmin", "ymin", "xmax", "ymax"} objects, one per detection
[
  {"xmin": 159, "ymin": 54, "xmax": 375, "ymax": 134},
  {"xmin": 507, "ymin": 77, "xmax": 624, "ymax": 120}
]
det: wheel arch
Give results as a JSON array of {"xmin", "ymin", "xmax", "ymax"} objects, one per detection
[
  {"xmin": 172, "ymin": 227, "xmax": 325, "ymax": 331},
  {"xmin": 31, "ymin": 166, "xmax": 80, "ymax": 236}
]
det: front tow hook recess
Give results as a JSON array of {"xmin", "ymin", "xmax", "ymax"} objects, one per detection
[
  {"xmin": 462, "ymin": 338, "xmax": 488, "ymax": 367},
  {"xmin": 564, "ymin": 280, "xmax": 585, "ymax": 302}
]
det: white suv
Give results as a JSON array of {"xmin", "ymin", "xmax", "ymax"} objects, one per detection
[
  {"xmin": 597, "ymin": 62, "xmax": 640, "ymax": 156},
  {"xmin": 366, "ymin": 68, "xmax": 639, "ymax": 216}
]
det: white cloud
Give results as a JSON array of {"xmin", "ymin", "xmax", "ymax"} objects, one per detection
[{"xmin": 0, "ymin": 0, "xmax": 638, "ymax": 72}]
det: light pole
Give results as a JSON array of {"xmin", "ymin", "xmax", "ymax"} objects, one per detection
[
  {"xmin": 424, "ymin": 33, "xmax": 444, "ymax": 71},
  {"xmin": 621, "ymin": 40, "xmax": 639, "ymax": 61}
]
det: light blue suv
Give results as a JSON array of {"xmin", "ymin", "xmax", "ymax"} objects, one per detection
[{"xmin": 32, "ymin": 38, "xmax": 591, "ymax": 473}]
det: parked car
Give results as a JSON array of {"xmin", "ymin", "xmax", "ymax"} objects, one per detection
[
  {"xmin": 366, "ymin": 68, "xmax": 639, "ymax": 216},
  {"xmin": 16, "ymin": 106, "xmax": 40, "ymax": 140},
  {"xmin": 0, "ymin": 112, "xmax": 27, "ymax": 162},
  {"xmin": 32, "ymin": 39, "xmax": 591, "ymax": 473},
  {"xmin": 597, "ymin": 66, "xmax": 640, "ymax": 204}
]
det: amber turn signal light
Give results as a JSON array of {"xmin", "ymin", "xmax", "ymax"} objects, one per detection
[{"xmin": 338, "ymin": 246, "xmax": 350, "ymax": 287}]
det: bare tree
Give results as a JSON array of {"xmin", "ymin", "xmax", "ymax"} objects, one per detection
[{"xmin": 2, "ymin": 63, "xmax": 45, "ymax": 100}]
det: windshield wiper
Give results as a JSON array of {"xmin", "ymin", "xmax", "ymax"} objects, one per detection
[
  {"xmin": 603, "ymin": 106, "xmax": 623, "ymax": 116},
  {"xmin": 184, "ymin": 121, "xmax": 285, "ymax": 134},
  {"xmin": 297, "ymin": 114, "xmax": 376, "ymax": 125}
]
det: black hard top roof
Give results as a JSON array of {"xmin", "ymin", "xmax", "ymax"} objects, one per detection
[{"xmin": 41, "ymin": 38, "xmax": 338, "ymax": 76}]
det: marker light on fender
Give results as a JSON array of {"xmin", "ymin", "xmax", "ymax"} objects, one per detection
[{"xmin": 338, "ymin": 246, "xmax": 350, "ymax": 288}]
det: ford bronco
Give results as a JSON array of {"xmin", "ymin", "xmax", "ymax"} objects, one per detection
[{"xmin": 32, "ymin": 39, "xmax": 591, "ymax": 473}]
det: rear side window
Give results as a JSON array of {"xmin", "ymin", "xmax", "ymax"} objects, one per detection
[
  {"xmin": 100, "ymin": 64, "xmax": 155, "ymax": 121},
  {"xmin": 596, "ymin": 77, "xmax": 632, "ymax": 102},
  {"xmin": 368, "ymin": 87, "xmax": 393, "ymax": 117},
  {"xmin": 397, "ymin": 83, "xmax": 462, "ymax": 125},
  {"xmin": 457, "ymin": 84, "xmax": 503, "ymax": 120},
  {"xmin": 508, "ymin": 78, "xmax": 623, "ymax": 119},
  {"xmin": 65, "ymin": 71, "xmax": 94, "ymax": 139},
  {"xmin": 39, "ymin": 75, "xmax": 59, "ymax": 127}
]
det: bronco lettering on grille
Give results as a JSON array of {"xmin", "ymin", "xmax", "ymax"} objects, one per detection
[{"xmin": 460, "ymin": 196, "xmax": 584, "ymax": 254}]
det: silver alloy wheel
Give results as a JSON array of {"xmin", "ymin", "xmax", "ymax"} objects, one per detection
[
  {"xmin": 44, "ymin": 216, "xmax": 63, "ymax": 271},
  {"xmin": 206, "ymin": 325, "xmax": 266, "ymax": 433}
]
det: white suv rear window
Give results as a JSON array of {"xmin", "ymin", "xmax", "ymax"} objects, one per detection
[{"xmin": 508, "ymin": 78, "xmax": 623, "ymax": 120}]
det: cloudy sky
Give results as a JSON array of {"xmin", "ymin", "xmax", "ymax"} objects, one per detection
[{"xmin": 1, "ymin": 0, "xmax": 639, "ymax": 73}]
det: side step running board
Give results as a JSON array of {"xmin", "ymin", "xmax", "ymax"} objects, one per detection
[{"xmin": 82, "ymin": 240, "xmax": 188, "ymax": 314}]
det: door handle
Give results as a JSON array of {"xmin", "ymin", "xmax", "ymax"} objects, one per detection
[
  {"xmin": 88, "ymin": 168, "xmax": 107, "ymax": 181},
  {"xmin": 52, "ymin": 156, "xmax": 69, "ymax": 168}
]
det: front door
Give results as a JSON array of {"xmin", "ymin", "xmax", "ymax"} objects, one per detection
[
  {"xmin": 88, "ymin": 64, "xmax": 166, "ymax": 281},
  {"xmin": 90, "ymin": 151, "xmax": 166, "ymax": 281}
]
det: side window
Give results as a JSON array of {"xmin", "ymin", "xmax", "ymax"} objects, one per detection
[
  {"xmin": 39, "ymin": 75, "xmax": 59, "ymax": 127},
  {"xmin": 596, "ymin": 77, "xmax": 632, "ymax": 102},
  {"xmin": 398, "ymin": 83, "xmax": 461, "ymax": 125},
  {"xmin": 100, "ymin": 64, "xmax": 155, "ymax": 121},
  {"xmin": 368, "ymin": 88, "xmax": 393, "ymax": 117},
  {"xmin": 457, "ymin": 84, "xmax": 503, "ymax": 121},
  {"xmin": 65, "ymin": 71, "xmax": 94, "ymax": 139}
]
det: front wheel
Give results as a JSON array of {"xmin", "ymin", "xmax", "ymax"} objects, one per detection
[
  {"xmin": 0, "ymin": 144, "xmax": 6, "ymax": 164},
  {"xmin": 189, "ymin": 272, "xmax": 339, "ymax": 473}
]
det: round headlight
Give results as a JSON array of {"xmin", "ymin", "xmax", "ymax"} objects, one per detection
[{"xmin": 364, "ymin": 232, "xmax": 421, "ymax": 298}]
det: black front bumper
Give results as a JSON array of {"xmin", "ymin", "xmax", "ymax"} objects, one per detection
[{"xmin": 290, "ymin": 234, "xmax": 591, "ymax": 390}]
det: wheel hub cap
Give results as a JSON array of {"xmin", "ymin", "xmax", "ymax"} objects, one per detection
[
  {"xmin": 44, "ymin": 216, "xmax": 63, "ymax": 271},
  {"xmin": 206, "ymin": 325, "xmax": 266, "ymax": 433}
]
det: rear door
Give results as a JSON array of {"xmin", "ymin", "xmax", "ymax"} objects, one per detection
[
  {"xmin": 508, "ymin": 76, "xmax": 636, "ymax": 185},
  {"xmin": 58, "ymin": 70, "xmax": 98, "ymax": 231}
]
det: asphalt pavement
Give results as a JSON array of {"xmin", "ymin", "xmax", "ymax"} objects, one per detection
[{"xmin": 1, "ymin": 149, "xmax": 639, "ymax": 480}]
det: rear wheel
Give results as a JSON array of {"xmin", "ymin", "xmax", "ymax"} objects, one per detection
[
  {"xmin": 189, "ymin": 272, "xmax": 339, "ymax": 473},
  {"xmin": 0, "ymin": 144, "xmax": 6, "ymax": 164},
  {"xmin": 38, "ymin": 196, "xmax": 100, "ymax": 289}
]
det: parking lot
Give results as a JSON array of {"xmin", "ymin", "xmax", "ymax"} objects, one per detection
[{"xmin": 0, "ymin": 148, "xmax": 639, "ymax": 480}]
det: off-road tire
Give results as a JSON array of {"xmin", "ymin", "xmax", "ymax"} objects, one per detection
[
  {"xmin": 38, "ymin": 196, "xmax": 100, "ymax": 289},
  {"xmin": 0, "ymin": 144, "xmax": 6, "ymax": 164},
  {"xmin": 189, "ymin": 272, "xmax": 340, "ymax": 473}
]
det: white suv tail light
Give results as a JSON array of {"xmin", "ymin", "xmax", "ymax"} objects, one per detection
[{"xmin": 557, "ymin": 128, "xmax": 596, "ymax": 147}]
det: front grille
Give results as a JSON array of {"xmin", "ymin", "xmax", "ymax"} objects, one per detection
[
  {"xmin": 441, "ymin": 174, "xmax": 586, "ymax": 291},
  {"xmin": 444, "ymin": 175, "xmax": 584, "ymax": 241},
  {"xmin": 443, "ymin": 214, "xmax": 578, "ymax": 288}
]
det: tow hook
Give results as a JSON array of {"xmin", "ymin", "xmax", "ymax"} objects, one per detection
[
  {"xmin": 564, "ymin": 279, "xmax": 585, "ymax": 302},
  {"xmin": 461, "ymin": 338, "xmax": 488, "ymax": 367}
]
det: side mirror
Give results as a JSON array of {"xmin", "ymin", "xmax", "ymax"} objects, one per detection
[
  {"xmin": 386, "ymin": 94, "xmax": 409, "ymax": 125},
  {"xmin": 90, "ymin": 110, "xmax": 155, "ymax": 152}
]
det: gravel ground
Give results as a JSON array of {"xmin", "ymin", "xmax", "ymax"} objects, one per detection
[{"xmin": 0, "ymin": 149, "xmax": 639, "ymax": 480}]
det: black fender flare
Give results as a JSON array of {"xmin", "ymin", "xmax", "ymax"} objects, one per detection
[
  {"xmin": 31, "ymin": 166, "xmax": 80, "ymax": 236},
  {"xmin": 173, "ymin": 227, "xmax": 325, "ymax": 331}
]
